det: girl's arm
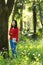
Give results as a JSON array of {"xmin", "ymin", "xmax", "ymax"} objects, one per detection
[
  {"xmin": 9, "ymin": 28, "xmax": 12, "ymax": 36},
  {"xmin": 18, "ymin": 28, "xmax": 20, "ymax": 41}
]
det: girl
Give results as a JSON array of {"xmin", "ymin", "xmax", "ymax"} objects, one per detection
[{"xmin": 9, "ymin": 20, "xmax": 19, "ymax": 58}]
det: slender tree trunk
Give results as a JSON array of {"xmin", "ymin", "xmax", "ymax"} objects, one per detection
[
  {"xmin": 38, "ymin": 2, "xmax": 43, "ymax": 28},
  {"xmin": 12, "ymin": 0, "xmax": 18, "ymax": 20},
  {"xmin": 33, "ymin": 1, "xmax": 37, "ymax": 34}
]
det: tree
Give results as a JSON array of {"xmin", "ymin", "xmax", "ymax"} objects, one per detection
[
  {"xmin": 32, "ymin": 1, "xmax": 37, "ymax": 35},
  {"xmin": 0, "ymin": 0, "xmax": 14, "ymax": 53}
]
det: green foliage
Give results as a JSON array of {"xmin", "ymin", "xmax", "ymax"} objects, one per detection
[{"xmin": 0, "ymin": 35, "xmax": 43, "ymax": 65}]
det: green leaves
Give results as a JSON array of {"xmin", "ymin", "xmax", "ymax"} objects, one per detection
[{"xmin": 0, "ymin": 35, "xmax": 43, "ymax": 65}]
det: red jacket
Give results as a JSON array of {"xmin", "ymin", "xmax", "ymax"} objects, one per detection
[{"xmin": 9, "ymin": 27, "xmax": 19, "ymax": 42}]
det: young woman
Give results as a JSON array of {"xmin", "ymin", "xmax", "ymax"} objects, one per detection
[{"xmin": 9, "ymin": 20, "xmax": 19, "ymax": 58}]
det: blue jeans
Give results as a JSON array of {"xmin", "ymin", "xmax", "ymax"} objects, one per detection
[{"xmin": 10, "ymin": 40, "xmax": 17, "ymax": 57}]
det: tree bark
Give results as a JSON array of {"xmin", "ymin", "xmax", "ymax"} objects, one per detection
[
  {"xmin": 0, "ymin": 0, "xmax": 14, "ymax": 53},
  {"xmin": 33, "ymin": 1, "xmax": 37, "ymax": 34},
  {"xmin": 12, "ymin": 0, "xmax": 18, "ymax": 20}
]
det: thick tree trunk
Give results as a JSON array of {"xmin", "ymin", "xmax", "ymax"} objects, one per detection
[
  {"xmin": 0, "ymin": 10, "xmax": 8, "ymax": 52},
  {"xmin": 0, "ymin": 0, "xmax": 14, "ymax": 56}
]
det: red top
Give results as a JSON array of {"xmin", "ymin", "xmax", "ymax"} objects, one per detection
[{"xmin": 9, "ymin": 27, "xmax": 19, "ymax": 42}]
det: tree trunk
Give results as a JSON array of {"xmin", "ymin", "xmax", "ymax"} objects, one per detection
[
  {"xmin": 38, "ymin": 1, "xmax": 43, "ymax": 28},
  {"xmin": 0, "ymin": 16, "xmax": 8, "ymax": 51},
  {"xmin": 0, "ymin": 0, "xmax": 14, "ymax": 55},
  {"xmin": 12, "ymin": 0, "xmax": 18, "ymax": 20},
  {"xmin": 33, "ymin": 1, "xmax": 37, "ymax": 34}
]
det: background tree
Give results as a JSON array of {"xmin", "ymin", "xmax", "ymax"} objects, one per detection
[{"xmin": 32, "ymin": 1, "xmax": 37, "ymax": 35}]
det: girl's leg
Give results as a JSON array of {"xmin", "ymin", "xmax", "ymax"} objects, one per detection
[
  {"xmin": 13, "ymin": 43, "xmax": 18, "ymax": 58},
  {"xmin": 10, "ymin": 40, "xmax": 17, "ymax": 57},
  {"xmin": 10, "ymin": 40, "xmax": 15, "ymax": 57},
  {"xmin": 13, "ymin": 43, "xmax": 17, "ymax": 54}
]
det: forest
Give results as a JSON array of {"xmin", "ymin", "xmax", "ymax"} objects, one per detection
[{"xmin": 0, "ymin": 0, "xmax": 43, "ymax": 65}]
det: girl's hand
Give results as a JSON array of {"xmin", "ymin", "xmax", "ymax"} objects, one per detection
[{"xmin": 9, "ymin": 33, "xmax": 12, "ymax": 36}]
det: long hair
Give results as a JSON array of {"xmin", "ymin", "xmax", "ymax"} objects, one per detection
[{"xmin": 11, "ymin": 20, "xmax": 17, "ymax": 28}]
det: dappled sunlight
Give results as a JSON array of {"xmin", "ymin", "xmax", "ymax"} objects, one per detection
[{"xmin": 0, "ymin": 0, "xmax": 43, "ymax": 65}]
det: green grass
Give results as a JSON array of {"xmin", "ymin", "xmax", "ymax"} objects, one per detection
[{"xmin": 0, "ymin": 35, "xmax": 43, "ymax": 65}]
